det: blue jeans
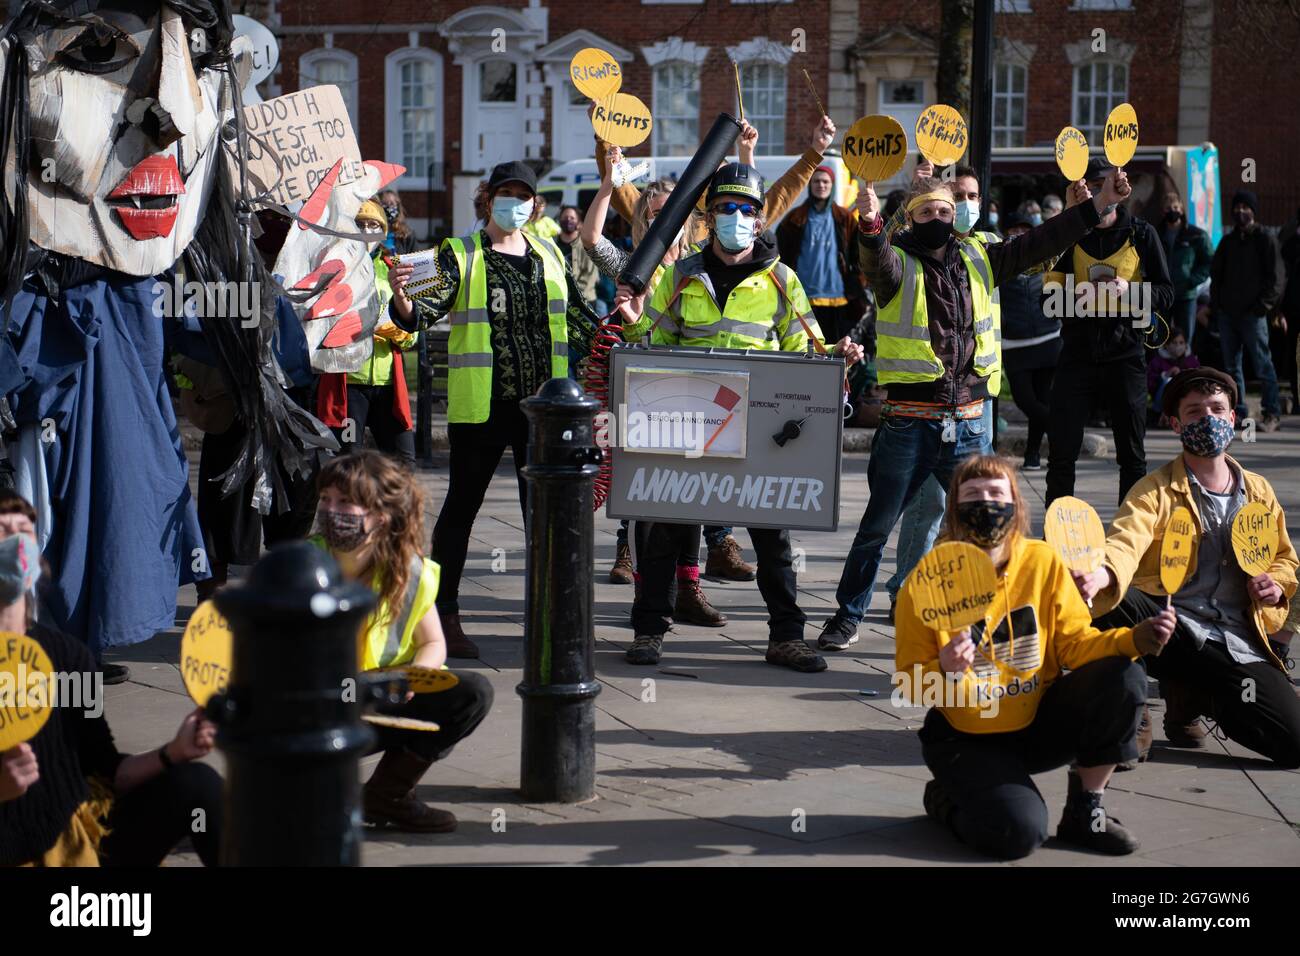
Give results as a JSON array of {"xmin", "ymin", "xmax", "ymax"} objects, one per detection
[
  {"xmin": 703, "ymin": 526, "xmax": 733, "ymax": 548},
  {"xmin": 1218, "ymin": 312, "xmax": 1280, "ymax": 418},
  {"xmin": 834, "ymin": 410, "xmax": 991, "ymax": 624},
  {"xmin": 884, "ymin": 474, "xmax": 946, "ymax": 600}
]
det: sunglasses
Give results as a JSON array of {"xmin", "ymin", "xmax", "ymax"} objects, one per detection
[{"xmin": 711, "ymin": 202, "xmax": 759, "ymax": 217}]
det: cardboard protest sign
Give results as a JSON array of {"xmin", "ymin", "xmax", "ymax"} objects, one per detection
[
  {"xmin": 905, "ymin": 542, "xmax": 998, "ymax": 632},
  {"xmin": 570, "ymin": 48, "xmax": 623, "ymax": 101},
  {"xmin": 1103, "ymin": 103, "xmax": 1140, "ymax": 168},
  {"xmin": 370, "ymin": 666, "xmax": 460, "ymax": 694},
  {"xmin": 914, "ymin": 105, "xmax": 968, "ymax": 167},
  {"xmin": 1159, "ymin": 506, "xmax": 1196, "ymax": 598},
  {"xmin": 1044, "ymin": 496, "xmax": 1106, "ymax": 574},
  {"xmin": 394, "ymin": 248, "xmax": 440, "ymax": 297},
  {"xmin": 181, "ymin": 601, "xmax": 233, "ymax": 708},
  {"xmin": 363, "ymin": 714, "xmax": 440, "ymax": 732},
  {"xmin": 0, "ymin": 633, "xmax": 54, "ymax": 750},
  {"xmin": 1232, "ymin": 501, "xmax": 1279, "ymax": 576},
  {"xmin": 592, "ymin": 93, "xmax": 653, "ymax": 148},
  {"xmin": 1055, "ymin": 126, "xmax": 1090, "ymax": 181},
  {"xmin": 842, "ymin": 115, "xmax": 908, "ymax": 183},
  {"xmin": 241, "ymin": 85, "xmax": 365, "ymax": 208}
]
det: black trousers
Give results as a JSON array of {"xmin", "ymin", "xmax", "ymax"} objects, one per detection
[
  {"xmin": 630, "ymin": 522, "xmax": 804, "ymax": 640},
  {"xmin": 432, "ymin": 401, "xmax": 529, "ymax": 614},
  {"xmin": 370, "ymin": 671, "xmax": 495, "ymax": 762},
  {"xmin": 1094, "ymin": 588, "xmax": 1300, "ymax": 767},
  {"xmin": 1046, "ymin": 353, "xmax": 1147, "ymax": 507},
  {"xmin": 1007, "ymin": 365, "xmax": 1054, "ymax": 458},
  {"xmin": 919, "ymin": 656, "xmax": 1146, "ymax": 860},
  {"xmin": 333, "ymin": 382, "xmax": 415, "ymax": 466},
  {"xmin": 811, "ymin": 301, "xmax": 863, "ymax": 346},
  {"xmin": 99, "ymin": 762, "xmax": 224, "ymax": 867}
]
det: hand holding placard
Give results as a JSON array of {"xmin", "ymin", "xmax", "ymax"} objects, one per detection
[
  {"xmin": 1044, "ymin": 496, "xmax": 1107, "ymax": 608},
  {"xmin": 1159, "ymin": 506, "xmax": 1197, "ymax": 609},
  {"xmin": 571, "ymin": 47, "xmax": 653, "ymax": 149}
]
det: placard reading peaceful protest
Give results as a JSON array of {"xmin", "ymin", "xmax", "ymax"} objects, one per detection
[
  {"xmin": 906, "ymin": 542, "xmax": 998, "ymax": 631},
  {"xmin": 0, "ymin": 632, "xmax": 54, "ymax": 750},
  {"xmin": 842, "ymin": 115, "xmax": 908, "ymax": 182},
  {"xmin": 242, "ymin": 85, "xmax": 365, "ymax": 207},
  {"xmin": 181, "ymin": 601, "xmax": 233, "ymax": 708},
  {"xmin": 1232, "ymin": 501, "xmax": 1279, "ymax": 576}
]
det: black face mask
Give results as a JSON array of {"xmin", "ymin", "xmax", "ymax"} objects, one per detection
[
  {"xmin": 1164, "ymin": 210, "xmax": 1182, "ymax": 225},
  {"xmin": 1234, "ymin": 210, "xmax": 1253, "ymax": 228},
  {"xmin": 912, "ymin": 217, "xmax": 954, "ymax": 250},
  {"xmin": 956, "ymin": 501, "xmax": 1017, "ymax": 548}
]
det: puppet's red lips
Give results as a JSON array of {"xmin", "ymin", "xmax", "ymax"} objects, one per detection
[{"xmin": 108, "ymin": 155, "xmax": 184, "ymax": 240}]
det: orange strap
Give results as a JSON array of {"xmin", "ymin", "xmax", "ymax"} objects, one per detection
[{"xmin": 768, "ymin": 267, "xmax": 827, "ymax": 355}]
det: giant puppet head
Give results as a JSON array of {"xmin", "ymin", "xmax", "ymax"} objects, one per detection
[
  {"xmin": 0, "ymin": 0, "xmax": 250, "ymax": 277},
  {"xmin": 274, "ymin": 157, "xmax": 405, "ymax": 373}
]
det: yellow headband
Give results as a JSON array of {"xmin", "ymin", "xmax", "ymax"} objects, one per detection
[{"xmin": 906, "ymin": 190, "xmax": 956, "ymax": 214}]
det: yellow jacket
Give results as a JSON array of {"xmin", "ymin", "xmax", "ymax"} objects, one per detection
[
  {"xmin": 1092, "ymin": 454, "xmax": 1297, "ymax": 670},
  {"xmin": 895, "ymin": 536, "xmax": 1138, "ymax": 734}
]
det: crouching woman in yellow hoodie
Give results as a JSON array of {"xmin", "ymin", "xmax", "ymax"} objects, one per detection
[{"xmin": 895, "ymin": 455, "xmax": 1176, "ymax": 859}]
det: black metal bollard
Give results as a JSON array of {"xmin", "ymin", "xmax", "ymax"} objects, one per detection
[
  {"xmin": 517, "ymin": 378, "xmax": 603, "ymax": 802},
  {"xmin": 209, "ymin": 541, "xmax": 377, "ymax": 865}
]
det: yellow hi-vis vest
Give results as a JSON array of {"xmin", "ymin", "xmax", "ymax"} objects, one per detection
[
  {"xmin": 875, "ymin": 238, "xmax": 999, "ymax": 386},
  {"xmin": 442, "ymin": 230, "xmax": 570, "ymax": 424},
  {"xmin": 647, "ymin": 256, "xmax": 822, "ymax": 353},
  {"xmin": 970, "ymin": 230, "xmax": 1003, "ymax": 396}
]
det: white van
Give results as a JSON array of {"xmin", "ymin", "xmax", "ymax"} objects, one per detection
[{"xmin": 535, "ymin": 150, "xmax": 858, "ymax": 227}]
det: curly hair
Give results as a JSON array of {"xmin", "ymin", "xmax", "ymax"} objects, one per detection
[{"xmin": 316, "ymin": 451, "xmax": 426, "ymax": 626}]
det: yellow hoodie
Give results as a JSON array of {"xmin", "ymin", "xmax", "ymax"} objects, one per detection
[{"xmin": 894, "ymin": 536, "xmax": 1139, "ymax": 734}]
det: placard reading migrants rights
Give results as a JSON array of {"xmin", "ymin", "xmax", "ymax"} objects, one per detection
[
  {"xmin": 914, "ymin": 104, "xmax": 968, "ymax": 167},
  {"xmin": 606, "ymin": 347, "xmax": 844, "ymax": 532},
  {"xmin": 241, "ymin": 85, "xmax": 365, "ymax": 207}
]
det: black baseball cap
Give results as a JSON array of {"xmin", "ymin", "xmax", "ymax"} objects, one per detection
[
  {"xmin": 1162, "ymin": 367, "xmax": 1239, "ymax": 417},
  {"xmin": 1084, "ymin": 157, "xmax": 1114, "ymax": 183},
  {"xmin": 487, "ymin": 160, "xmax": 537, "ymax": 194}
]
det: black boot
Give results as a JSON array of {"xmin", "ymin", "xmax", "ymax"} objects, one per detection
[{"xmin": 1056, "ymin": 771, "xmax": 1139, "ymax": 855}]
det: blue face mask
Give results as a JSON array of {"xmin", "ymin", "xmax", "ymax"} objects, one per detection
[
  {"xmin": 1178, "ymin": 414, "xmax": 1234, "ymax": 458},
  {"xmin": 955, "ymin": 199, "xmax": 980, "ymax": 234},
  {"xmin": 1029, "ymin": 213, "xmax": 1043, "ymax": 227},
  {"xmin": 988, "ymin": 211, "xmax": 999, "ymax": 226},
  {"xmin": 0, "ymin": 532, "xmax": 40, "ymax": 605},
  {"xmin": 492, "ymin": 196, "xmax": 534, "ymax": 231},
  {"xmin": 713, "ymin": 212, "xmax": 757, "ymax": 252}
]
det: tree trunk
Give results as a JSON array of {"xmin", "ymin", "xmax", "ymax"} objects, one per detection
[{"xmin": 937, "ymin": 0, "xmax": 975, "ymax": 118}]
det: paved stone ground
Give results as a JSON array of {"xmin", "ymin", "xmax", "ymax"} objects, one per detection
[{"xmin": 106, "ymin": 410, "xmax": 1300, "ymax": 866}]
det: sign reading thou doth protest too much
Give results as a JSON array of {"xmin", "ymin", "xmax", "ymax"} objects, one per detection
[
  {"xmin": 905, "ymin": 542, "xmax": 999, "ymax": 632},
  {"xmin": 240, "ymin": 85, "xmax": 365, "ymax": 207}
]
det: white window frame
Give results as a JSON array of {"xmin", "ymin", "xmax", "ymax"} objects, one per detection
[
  {"xmin": 1071, "ymin": 60, "xmax": 1129, "ymax": 142},
  {"xmin": 384, "ymin": 47, "xmax": 444, "ymax": 192},
  {"xmin": 650, "ymin": 62, "xmax": 700, "ymax": 157},
  {"xmin": 992, "ymin": 61, "xmax": 1027, "ymax": 147},
  {"xmin": 299, "ymin": 48, "xmax": 360, "ymax": 138},
  {"xmin": 727, "ymin": 38, "xmax": 792, "ymax": 156},
  {"xmin": 1069, "ymin": 0, "xmax": 1132, "ymax": 9}
]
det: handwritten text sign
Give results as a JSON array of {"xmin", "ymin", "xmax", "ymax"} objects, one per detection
[
  {"xmin": 570, "ymin": 47, "xmax": 623, "ymax": 101},
  {"xmin": 1103, "ymin": 103, "xmax": 1140, "ymax": 168},
  {"xmin": 181, "ymin": 601, "xmax": 233, "ymax": 708},
  {"xmin": 914, "ymin": 105, "xmax": 968, "ymax": 167},
  {"xmin": 592, "ymin": 92, "xmax": 653, "ymax": 148},
  {"xmin": 0, "ymin": 633, "xmax": 55, "ymax": 750},
  {"xmin": 1160, "ymin": 506, "xmax": 1196, "ymax": 595},
  {"xmin": 1044, "ymin": 496, "xmax": 1106, "ymax": 574},
  {"xmin": 1055, "ymin": 126, "xmax": 1090, "ymax": 181},
  {"xmin": 842, "ymin": 115, "xmax": 908, "ymax": 183},
  {"xmin": 370, "ymin": 665, "xmax": 460, "ymax": 694},
  {"xmin": 905, "ymin": 541, "xmax": 998, "ymax": 632},
  {"xmin": 1232, "ymin": 501, "xmax": 1279, "ymax": 576},
  {"xmin": 241, "ymin": 85, "xmax": 364, "ymax": 207}
]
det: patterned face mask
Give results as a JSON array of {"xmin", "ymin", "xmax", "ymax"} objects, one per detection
[
  {"xmin": 0, "ymin": 533, "xmax": 41, "ymax": 605},
  {"xmin": 316, "ymin": 510, "xmax": 370, "ymax": 552},
  {"xmin": 956, "ymin": 501, "xmax": 1017, "ymax": 548},
  {"xmin": 1177, "ymin": 414, "xmax": 1234, "ymax": 458}
]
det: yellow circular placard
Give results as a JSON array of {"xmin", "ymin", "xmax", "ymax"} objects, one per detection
[
  {"xmin": 569, "ymin": 47, "xmax": 623, "ymax": 101},
  {"xmin": 1231, "ymin": 501, "xmax": 1279, "ymax": 576},
  {"xmin": 1044, "ymin": 496, "xmax": 1107, "ymax": 574},
  {"xmin": 1055, "ymin": 126, "xmax": 1090, "ymax": 181},
  {"xmin": 914, "ymin": 104, "xmax": 968, "ymax": 167},
  {"xmin": 1159, "ymin": 506, "xmax": 1197, "ymax": 595},
  {"xmin": 905, "ymin": 541, "xmax": 999, "ymax": 632},
  {"xmin": 842, "ymin": 114, "xmax": 908, "ymax": 183},
  {"xmin": 591, "ymin": 92, "xmax": 653, "ymax": 148},
  {"xmin": 181, "ymin": 600, "xmax": 233, "ymax": 707},
  {"xmin": 370, "ymin": 665, "xmax": 460, "ymax": 695},
  {"xmin": 1103, "ymin": 103, "xmax": 1139, "ymax": 167},
  {"xmin": 0, "ymin": 632, "xmax": 55, "ymax": 751}
]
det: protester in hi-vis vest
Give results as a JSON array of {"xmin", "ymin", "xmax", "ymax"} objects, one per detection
[
  {"xmin": 402, "ymin": 161, "xmax": 598, "ymax": 659},
  {"xmin": 317, "ymin": 200, "xmax": 420, "ymax": 466},
  {"xmin": 896, "ymin": 455, "xmax": 1176, "ymax": 860},
  {"xmin": 818, "ymin": 166, "xmax": 1130, "ymax": 653},
  {"xmin": 309, "ymin": 452, "xmax": 493, "ymax": 833},
  {"xmin": 1045, "ymin": 157, "xmax": 1175, "ymax": 509},
  {"xmin": 615, "ymin": 163, "xmax": 865, "ymax": 673}
]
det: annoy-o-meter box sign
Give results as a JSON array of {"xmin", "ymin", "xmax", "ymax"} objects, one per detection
[{"xmin": 605, "ymin": 345, "xmax": 845, "ymax": 532}]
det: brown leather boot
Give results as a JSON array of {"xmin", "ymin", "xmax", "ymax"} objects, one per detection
[
  {"xmin": 363, "ymin": 748, "xmax": 457, "ymax": 832},
  {"xmin": 673, "ymin": 577, "xmax": 727, "ymax": 627},
  {"xmin": 1161, "ymin": 677, "xmax": 1209, "ymax": 748},
  {"xmin": 609, "ymin": 542, "xmax": 634, "ymax": 584},
  {"xmin": 704, "ymin": 535, "xmax": 757, "ymax": 582},
  {"xmin": 440, "ymin": 610, "xmax": 480, "ymax": 659}
]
